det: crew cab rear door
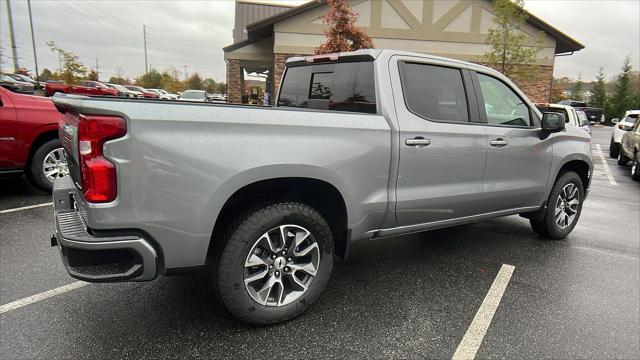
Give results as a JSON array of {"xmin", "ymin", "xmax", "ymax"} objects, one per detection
[
  {"xmin": 0, "ymin": 88, "xmax": 19, "ymax": 169},
  {"xmin": 390, "ymin": 56, "xmax": 487, "ymax": 226}
]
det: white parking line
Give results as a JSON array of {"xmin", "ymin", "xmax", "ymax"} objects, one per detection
[
  {"xmin": 0, "ymin": 281, "xmax": 88, "ymax": 314},
  {"xmin": 452, "ymin": 264, "xmax": 515, "ymax": 360},
  {"xmin": 0, "ymin": 202, "xmax": 53, "ymax": 214},
  {"xmin": 594, "ymin": 144, "xmax": 618, "ymax": 186}
]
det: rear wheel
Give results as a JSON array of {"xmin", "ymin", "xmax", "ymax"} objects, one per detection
[
  {"xmin": 27, "ymin": 138, "xmax": 68, "ymax": 192},
  {"xmin": 618, "ymin": 149, "xmax": 630, "ymax": 166},
  {"xmin": 530, "ymin": 171, "xmax": 584, "ymax": 240},
  {"xmin": 214, "ymin": 201, "xmax": 334, "ymax": 325},
  {"xmin": 610, "ymin": 138, "xmax": 620, "ymax": 158},
  {"xmin": 631, "ymin": 152, "xmax": 640, "ymax": 181}
]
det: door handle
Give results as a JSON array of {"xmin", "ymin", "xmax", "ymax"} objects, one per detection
[
  {"xmin": 405, "ymin": 137, "xmax": 431, "ymax": 148},
  {"xmin": 490, "ymin": 138, "xmax": 508, "ymax": 147}
]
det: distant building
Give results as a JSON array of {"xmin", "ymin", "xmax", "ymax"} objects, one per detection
[{"xmin": 224, "ymin": 0, "xmax": 584, "ymax": 104}]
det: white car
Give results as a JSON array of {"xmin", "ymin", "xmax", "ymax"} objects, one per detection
[
  {"xmin": 535, "ymin": 103, "xmax": 591, "ymax": 134},
  {"xmin": 178, "ymin": 90, "xmax": 210, "ymax": 102},
  {"xmin": 610, "ymin": 110, "xmax": 639, "ymax": 158},
  {"xmin": 148, "ymin": 88, "xmax": 179, "ymax": 100},
  {"xmin": 106, "ymin": 83, "xmax": 143, "ymax": 98}
]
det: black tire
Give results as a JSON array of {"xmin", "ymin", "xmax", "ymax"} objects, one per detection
[
  {"xmin": 631, "ymin": 152, "xmax": 640, "ymax": 181},
  {"xmin": 214, "ymin": 201, "xmax": 334, "ymax": 325},
  {"xmin": 27, "ymin": 138, "xmax": 64, "ymax": 192},
  {"xmin": 610, "ymin": 138, "xmax": 620, "ymax": 158},
  {"xmin": 529, "ymin": 171, "xmax": 584, "ymax": 240},
  {"xmin": 618, "ymin": 148, "xmax": 630, "ymax": 166}
]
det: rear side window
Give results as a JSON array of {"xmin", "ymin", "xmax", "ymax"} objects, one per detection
[
  {"xmin": 277, "ymin": 61, "xmax": 376, "ymax": 114},
  {"xmin": 400, "ymin": 62, "xmax": 469, "ymax": 123}
]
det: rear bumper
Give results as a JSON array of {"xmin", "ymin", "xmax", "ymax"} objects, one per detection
[{"xmin": 52, "ymin": 176, "xmax": 157, "ymax": 282}]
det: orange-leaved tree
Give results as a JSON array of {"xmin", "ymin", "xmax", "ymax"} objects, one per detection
[{"xmin": 315, "ymin": 0, "xmax": 373, "ymax": 54}]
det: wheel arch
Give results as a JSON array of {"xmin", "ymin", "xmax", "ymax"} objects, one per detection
[
  {"xmin": 206, "ymin": 174, "xmax": 351, "ymax": 262},
  {"xmin": 25, "ymin": 129, "xmax": 59, "ymax": 173}
]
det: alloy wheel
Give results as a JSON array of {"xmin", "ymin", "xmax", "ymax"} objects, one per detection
[
  {"xmin": 42, "ymin": 148, "xmax": 68, "ymax": 183},
  {"xmin": 555, "ymin": 183, "xmax": 580, "ymax": 229},
  {"xmin": 243, "ymin": 224, "xmax": 320, "ymax": 307}
]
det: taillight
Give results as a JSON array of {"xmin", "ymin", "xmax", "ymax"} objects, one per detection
[{"xmin": 77, "ymin": 115, "xmax": 127, "ymax": 203}]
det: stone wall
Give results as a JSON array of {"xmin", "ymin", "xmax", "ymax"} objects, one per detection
[{"xmin": 226, "ymin": 59, "xmax": 244, "ymax": 104}]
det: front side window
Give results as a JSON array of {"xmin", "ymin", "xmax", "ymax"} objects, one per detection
[
  {"xmin": 477, "ymin": 74, "xmax": 531, "ymax": 127},
  {"xmin": 278, "ymin": 61, "xmax": 376, "ymax": 114},
  {"xmin": 401, "ymin": 62, "xmax": 469, "ymax": 123}
]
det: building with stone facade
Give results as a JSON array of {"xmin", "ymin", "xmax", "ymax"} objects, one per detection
[{"xmin": 224, "ymin": 0, "xmax": 583, "ymax": 104}]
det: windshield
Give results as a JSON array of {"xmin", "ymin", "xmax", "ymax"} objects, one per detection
[
  {"xmin": 181, "ymin": 91, "xmax": 206, "ymax": 99},
  {"xmin": 576, "ymin": 111, "xmax": 589, "ymax": 126},
  {"xmin": 623, "ymin": 114, "xmax": 639, "ymax": 124}
]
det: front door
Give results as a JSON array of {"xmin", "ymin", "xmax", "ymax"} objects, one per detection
[
  {"xmin": 392, "ymin": 59, "xmax": 487, "ymax": 226},
  {"xmin": 473, "ymin": 72, "xmax": 553, "ymax": 212}
]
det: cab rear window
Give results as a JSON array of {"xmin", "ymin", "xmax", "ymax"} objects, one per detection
[{"xmin": 277, "ymin": 61, "xmax": 376, "ymax": 114}]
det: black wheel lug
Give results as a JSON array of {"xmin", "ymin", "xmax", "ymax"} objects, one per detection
[
  {"xmin": 281, "ymin": 250, "xmax": 286, "ymax": 255},
  {"xmin": 284, "ymin": 267, "xmax": 290, "ymax": 272},
  {"xmin": 275, "ymin": 271, "xmax": 280, "ymax": 276},
  {"xmin": 287, "ymin": 257, "xmax": 292, "ymax": 262},
  {"xmin": 269, "ymin": 265, "xmax": 273, "ymax": 269},
  {"xmin": 271, "ymin": 254, "xmax": 276, "ymax": 259}
]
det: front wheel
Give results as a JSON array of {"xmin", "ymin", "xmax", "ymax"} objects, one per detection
[
  {"xmin": 214, "ymin": 201, "xmax": 334, "ymax": 325},
  {"xmin": 530, "ymin": 171, "xmax": 584, "ymax": 240},
  {"xmin": 27, "ymin": 138, "xmax": 68, "ymax": 192}
]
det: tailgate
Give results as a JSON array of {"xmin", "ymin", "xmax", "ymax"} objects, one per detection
[{"xmin": 58, "ymin": 112, "xmax": 82, "ymax": 187}]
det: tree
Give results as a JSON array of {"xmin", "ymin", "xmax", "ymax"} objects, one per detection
[
  {"xmin": 590, "ymin": 67, "xmax": 607, "ymax": 109},
  {"xmin": 480, "ymin": 0, "xmax": 543, "ymax": 82},
  {"xmin": 549, "ymin": 79, "xmax": 566, "ymax": 103},
  {"xmin": 315, "ymin": 0, "xmax": 373, "ymax": 54},
  {"xmin": 186, "ymin": 72, "xmax": 204, "ymax": 90},
  {"xmin": 572, "ymin": 74, "xmax": 584, "ymax": 101},
  {"xmin": 86, "ymin": 70, "xmax": 99, "ymax": 81},
  {"xmin": 203, "ymin": 78, "xmax": 218, "ymax": 94},
  {"xmin": 137, "ymin": 68, "xmax": 163, "ymax": 88},
  {"xmin": 46, "ymin": 41, "xmax": 87, "ymax": 85},
  {"xmin": 108, "ymin": 76, "xmax": 130, "ymax": 85},
  {"xmin": 39, "ymin": 68, "xmax": 54, "ymax": 82},
  {"xmin": 611, "ymin": 56, "xmax": 635, "ymax": 119}
]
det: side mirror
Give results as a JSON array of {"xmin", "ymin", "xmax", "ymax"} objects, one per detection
[
  {"xmin": 612, "ymin": 118, "xmax": 620, "ymax": 124},
  {"xmin": 541, "ymin": 112, "xmax": 565, "ymax": 137}
]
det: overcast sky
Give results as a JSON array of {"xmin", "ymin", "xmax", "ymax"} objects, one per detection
[{"xmin": 0, "ymin": 0, "xmax": 638, "ymax": 82}]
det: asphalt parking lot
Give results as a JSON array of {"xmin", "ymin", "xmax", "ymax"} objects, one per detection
[{"xmin": 1, "ymin": 127, "xmax": 638, "ymax": 359}]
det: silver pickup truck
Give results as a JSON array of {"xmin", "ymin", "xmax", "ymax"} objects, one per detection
[{"xmin": 51, "ymin": 49, "xmax": 592, "ymax": 325}]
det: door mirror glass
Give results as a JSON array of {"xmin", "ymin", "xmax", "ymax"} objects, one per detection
[
  {"xmin": 542, "ymin": 112, "xmax": 566, "ymax": 132},
  {"xmin": 612, "ymin": 118, "xmax": 620, "ymax": 124}
]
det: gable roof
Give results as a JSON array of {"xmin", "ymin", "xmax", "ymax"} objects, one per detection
[{"xmin": 225, "ymin": 0, "xmax": 584, "ymax": 54}]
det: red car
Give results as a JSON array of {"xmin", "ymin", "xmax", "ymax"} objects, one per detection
[
  {"xmin": 124, "ymin": 85, "xmax": 159, "ymax": 98},
  {"xmin": 0, "ymin": 86, "xmax": 66, "ymax": 191},
  {"xmin": 44, "ymin": 80, "xmax": 119, "ymax": 97}
]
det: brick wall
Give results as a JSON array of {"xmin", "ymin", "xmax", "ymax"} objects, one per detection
[{"xmin": 226, "ymin": 59, "xmax": 244, "ymax": 104}]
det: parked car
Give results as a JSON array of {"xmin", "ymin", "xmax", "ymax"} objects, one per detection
[
  {"xmin": 0, "ymin": 86, "xmax": 65, "ymax": 191},
  {"xmin": 178, "ymin": 89, "xmax": 210, "ymax": 102},
  {"xmin": 50, "ymin": 49, "xmax": 592, "ymax": 325},
  {"xmin": 557, "ymin": 99, "xmax": 605, "ymax": 123},
  {"xmin": 105, "ymin": 83, "xmax": 142, "ymax": 98},
  {"xmin": 1, "ymin": 74, "xmax": 35, "ymax": 94},
  {"xmin": 618, "ymin": 116, "xmax": 640, "ymax": 180},
  {"xmin": 5, "ymin": 73, "xmax": 43, "ymax": 90},
  {"xmin": 45, "ymin": 80, "xmax": 119, "ymax": 97},
  {"xmin": 124, "ymin": 85, "xmax": 159, "ymax": 99},
  {"xmin": 147, "ymin": 89, "xmax": 178, "ymax": 100},
  {"xmin": 535, "ymin": 103, "xmax": 591, "ymax": 135},
  {"xmin": 610, "ymin": 110, "xmax": 639, "ymax": 157}
]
